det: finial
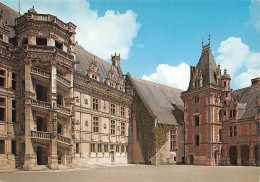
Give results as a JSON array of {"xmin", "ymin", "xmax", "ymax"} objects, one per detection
[
  {"xmin": 218, "ymin": 64, "xmax": 220, "ymax": 69},
  {"xmin": 202, "ymin": 37, "xmax": 204, "ymax": 47},
  {"xmin": 224, "ymin": 68, "xmax": 227, "ymax": 74},
  {"xmin": 208, "ymin": 34, "xmax": 211, "ymax": 45}
]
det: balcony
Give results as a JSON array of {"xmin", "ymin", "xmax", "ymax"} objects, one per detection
[
  {"xmin": 57, "ymin": 134, "xmax": 72, "ymax": 145},
  {"xmin": 57, "ymin": 73, "xmax": 71, "ymax": 88},
  {"xmin": 56, "ymin": 104, "xmax": 70, "ymax": 116},
  {"xmin": 31, "ymin": 66, "xmax": 50, "ymax": 79},
  {"xmin": 31, "ymin": 99, "xmax": 51, "ymax": 111},
  {"xmin": 31, "ymin": 130, "xmax": 52, "ymax": 140}
]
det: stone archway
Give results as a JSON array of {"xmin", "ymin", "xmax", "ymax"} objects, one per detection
[{"xmin": 229, "ymin": 146, "xmax": 237, "ymax": 165}]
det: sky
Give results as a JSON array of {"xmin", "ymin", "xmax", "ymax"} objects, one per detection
[{"xmin": 2, "ymin": 0, "xmax": 260, "ymax": 90}]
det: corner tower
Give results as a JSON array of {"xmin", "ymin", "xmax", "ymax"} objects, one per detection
[{"xmin": 182, "ymin": 36, "xmax": 224, "ymax": 166}]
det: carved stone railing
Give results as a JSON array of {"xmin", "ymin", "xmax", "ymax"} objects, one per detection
[
  {"xmin": 56, "ymin": 104, "xmax": 70, "ymax": 116},
  {"xmin": 57, "ymin": 134, "xmax": 71, "ymax": 145},
  {"xmin": 31, "ymin": 131, "xmax": 52, "ymax": 140},
  {"xmin": 31, "ymin": 99, "xmax": 51, "ymax": 110},
  {"xmin": 31, "ymin": 66, "xmax": 50, "ymax": 78},
  {"xmin": 57, "ymin": 74, "xmax": 71, "ymax": 87}
]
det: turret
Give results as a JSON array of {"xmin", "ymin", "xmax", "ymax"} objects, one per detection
[{"xmin": 221, "ymin": 69, "xmax": 231, "ymax": 91}]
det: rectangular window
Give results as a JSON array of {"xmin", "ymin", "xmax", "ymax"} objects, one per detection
[
  {"xmin": 233, "ymin": 110, "xmax": 236, "ymax": 117},
  {"xmin": 111, "ymin": 103, "xmax": 115, "ymax": 115},
  {"xmin": 91, "ymin": 144, "xmax": 95, "ymax": 152},
  {"xmin": 104, "ymin": 144, "xmax": 108, "ymax": 152},
  {"xmin": 116, "ymin": 145, "xmax": 120, "ymax": 153},
  {"xmin": 234, "ymin": 126, "xmax": 237, "ymax": 136},
  {"xmin": 194, "ymin": 116, "xmax": 199, "ymax": 126},
  {"xmin": 121, "ymin": 122, "xmax": 125, "ymax": 136},
  {"xmin": 0, "ymin": 69, "xmax": 6, "ymax": 87},
  {"xmin": 36, "ymin": 37, "xmax": 47, "ymax": 45},
  {"xmin": 12, "ymin": 73, "xmax": 16, "ymax": 90},
  {"xmin": 93, "ymin": 116, "xmax": 99, "ymax": 133},
  {"xmin": 57, "ymin": 94, "xmax": 63, "ymax": 106},
  {"xmin": 110, "ymin": 120, "xmax": 115, "ymax": 135},
  {"xmin": 219, "ymin": 129, "xmax": 222, "ymax": 142},
  {"xmin": 92, "ymin": 98, "xmax": 99, "ymax": 110},
  {"xmin": 0, "ymin": 97, "xmax": 6, "ymax": 121},
  {"xmin": 55, "ymin": 40, "xmax": 63, "ymax": 50},
  {"xmin": 170, "ymin": 130, "xmax": 176, "ymax": 151},
  {"xmin": 12, "ymin": 140, "xmax": 16, "ymax": 155},
  {"xmin": 36, "ymin": 85, "xmax": 47, "ymax": 102},
  {"xmin": 121, "ymin": 145, "xmax": 125, "ymax": 153},
  {"xmin": 98, "ymin": 144, "xmax": 102, "ymax": 152},
  {"xmin": 12, "ymin": 100, "xmax": 16, "ymax": 122},
  {"xmin": 195, "ymin": 135, "xmax": 199, "ymax": 146},
  {"xmin": 120, "ymin": 107, "xmax": 125, "ymax": 117},
  {"xmin": 0, "ymin": 140, "xmax": 4, "ymax": 154},
  {"xmin": 230, "ymin": 109, "xmax": 236, "ymax": 118},
  {"xmin": 230, "ymin": 127, "xmax": 233, "ymax": 137},
  {"xmin": 230, "ymin": 110, "xmax": 233, "ymax": 118},
  {"xmin": 76, "ymin": 143, "xmax": 79, "ymax": 154}
]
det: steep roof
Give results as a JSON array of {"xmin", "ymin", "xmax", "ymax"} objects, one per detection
[
  {"xmin": 196, "ymin": 45, "xmax": 218, "ymax": 86},
  {"xmin": 75, "ymin": 45, "xmax": 120, "ymax": 83},
  {"xmin": 0, "ymin": 2, "xmax": 20, "ymax": 38},
  {"xmin": 233, "ymin": 84, "xmax": 260, "ymax": 120},
  {"xmin": 129, "ymin": 75, "xmax": 184, "ymax": 125}
]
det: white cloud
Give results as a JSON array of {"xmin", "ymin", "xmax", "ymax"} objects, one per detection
[
  {"xmin": 3, "ymin": 0, "xmax": 141, "ymax": 60},
  {"xmin": 142, "ymin": 63, "xmax": 190, "ymax": 90},
  {"xmin": 215, "ymin": 37, "xmax": 260, "ymax": 88},
  {"xmin": 250, "ymin": 0, "xmax": 260, "ymax": 32}
]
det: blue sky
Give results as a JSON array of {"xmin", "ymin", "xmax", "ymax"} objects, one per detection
[{"xmin": 3, "ymin": 0, "xmax": 260, "ymax": 90}]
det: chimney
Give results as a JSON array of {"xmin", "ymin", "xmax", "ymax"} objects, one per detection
[
  {"xmin": 111, "ymin": 52, "xmax": 123, "ymax": 75},
  {"xmin": 251, "ymin": 78, "xmax": 260, "ymax": 86}
]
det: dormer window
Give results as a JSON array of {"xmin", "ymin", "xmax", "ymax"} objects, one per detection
[
  {"xmin": 230, "ymin": 109, "xmax": 236, "ymax": 118},
  {"xmin": 194, "ymin": 80, "xmax": 201, "ymax": 88},
  {"xmin": 194, "ymin": 97, "xmax": 200, "ymax": 103},
  {"xmin": 91, "ymin": 74, "xmax": 97, "ymax": 80}
]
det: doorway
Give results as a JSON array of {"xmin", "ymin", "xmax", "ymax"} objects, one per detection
[
  {"xmin": 37, "ymin": 146, "xmax": 48, "ymax": 165},
  {"xmin": 37, "ymin": 117, "xmax": 47, "ymax": 132},
  {"xmin": 241, "ymin": 146, "xmax": 249, "ymax": 166},
  {"xmin": 189, "ymin": 155, "xmax": 194, "ymax": 165},
  {"xmin": 229, "ymin": 146, "xmax": 237, "ymax": 165},
  {"xmin": 111, "ymin": 151, "xmax": 115, "ymax": 163}
]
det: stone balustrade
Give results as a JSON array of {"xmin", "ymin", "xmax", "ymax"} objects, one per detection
[
  {"xmin": 57, "ymin": 134, "xmax": 71, "ymax": 145},
  {"xmin": 31, "ymin": 130, "xmax": 52, "ymax": 139},
  {"xmin": 57, "ymin": 74, "xmax": 71, "ymax": 87},
  {"xmin": 31, "ymin": 66, "xmax": 50, "ymax": 78}
]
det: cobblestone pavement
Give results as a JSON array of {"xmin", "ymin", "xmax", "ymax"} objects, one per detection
[{"xmin": 0, "ymin": 165, "xmax": 259, "ymax": 182}]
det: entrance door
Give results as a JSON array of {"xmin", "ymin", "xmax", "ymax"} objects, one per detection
[
  {"xmin": 111, "ymin": 151, "xmax": 115, "ymax": 163},
  {"xmin": 241, "ymin": 146, "xmax": 249, "ymax": 166},
  {"xmin": 37, "ymin": 146, "xmax": 48, "ymax": 165},
  {"xmin": 255, "ymin": 146, "xmax": 259, "ymax": 166},
  {"xmin": 229, "ymin": 146, "xmax": 237, "ymax": 165},
  {"xmin": 189, "ymin": 155, "xmax": 194, "ymax": 165}
]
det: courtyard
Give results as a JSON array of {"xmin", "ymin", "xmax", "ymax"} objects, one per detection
[{"xmin": 0, "ymin": 165, "xmax": 259, "ymax": 182}]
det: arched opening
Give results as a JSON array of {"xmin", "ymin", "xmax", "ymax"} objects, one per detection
[{"xmin": 229, "ymin": 146, "xmax": 237, "ymax": 165}]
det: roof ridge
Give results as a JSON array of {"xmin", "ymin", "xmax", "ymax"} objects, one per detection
[
  {"xmin": 234, "ymin": 84, "xmax": 260, "ymax": 93},
  {"xmin": 132, "ymin": 76, "xmax": 184, "ymax": 92},
  {"xmin": 0, "ymin": 2, "xmax": 20, "ymax": 15}
]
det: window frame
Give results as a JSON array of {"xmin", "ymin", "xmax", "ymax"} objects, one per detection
[
  {"xmin": 194, "ymin": 135, "xmax": 200, "ymax": 146},
  {"xmin": 110, "ymin": 103, "xmax": 116, "ymax": 115},
  {"xmin": 93, "ymin": 116, "xmax": 99, "ymax": 133},
  {"xmin": 121, "ymin": 122, "xmax": 125, "ymax": 136},
  {"xmin": 170, "ymin": 129, "xmax": 176, "ymax": 151},
  {"xmin": 92, "ymin": 98, "xmax": 99, "ymax": 111},
  {"xmin": 110, "ymin": 120, "xmax": 116, "ymax": 135}
]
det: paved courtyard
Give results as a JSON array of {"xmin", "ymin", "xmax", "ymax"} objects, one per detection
[{"xmin": 0, "ymin": 165, "xmax": 259, "ymax": 182}]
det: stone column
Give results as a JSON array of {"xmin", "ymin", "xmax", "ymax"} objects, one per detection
[
  {"xmin": 48, "ymin": 61, "xmax": 59, "ymax": 169},
  {"xmin": 23, "ymin": 59, "xmax": 37, "ymax": 170}
]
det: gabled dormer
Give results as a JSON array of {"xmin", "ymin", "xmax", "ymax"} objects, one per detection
[
  {"xmin": 87, "ymin": 57, "xmax": 100, "ymax": 81},
  {"xmin": 105, "ymin": 66, "xmax": 116, "ymax": 88},
  {"xmin": 0, "ymin": 10, "xmax": 10, "ymax": 43}
]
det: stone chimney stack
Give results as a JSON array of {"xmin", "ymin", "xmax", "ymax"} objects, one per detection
[
  {"xmin": 251, "ymin": 78, "xmax": 260, "ymax": 87},
  {"xmin": 111, "ymin": 52, "xmax": 123, "ymax": 75}
]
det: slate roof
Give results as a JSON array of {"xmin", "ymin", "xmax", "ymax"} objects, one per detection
[
  {"xmin": 196, "ymin": 46, "xmax": 218, "ymax": 86},
  {"xmin": 75, "ymin": 45, "xmax": 120, "ymax": 83},
  {"xmin": 129, "ymin": 75, "xmax": 184, "ymax": 125},
  {"xmin": 233, "ymin": 84, "xmax": 260, "ymax": 120},
  {"xmin": 0, "ymin": 2, "xmax": 20, "ymax": 38}
]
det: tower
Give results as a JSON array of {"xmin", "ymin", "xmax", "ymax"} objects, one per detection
[{"xmin": 181, "ymin": 36, "xmax": 223, "ymax": 165}]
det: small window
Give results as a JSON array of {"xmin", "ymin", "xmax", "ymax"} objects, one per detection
[
  {"xmin": 91, "ymin": 144, "xmax": 95, "ymax": 152},
  {"xmin": 93, "ymin": 98, "xmax": 99, "ymax": 110},
  {"xmin": 0, "ymin": 140, "xmax": 4, "ymax": 154},
  {"xmin": 0, "ymin": 69, "xmax": 6, "ymax": 87},
  {"xmin": 93, "ymin": 116, "xmax": 99, "ymax": 133},
  {"xmin": 22, "ymin": 38, "xmax": 28, "ymax": 45},
  {"xmin": 57, "ymin": 94, "xmax": 63, "ymax": 105},
  {"xmin": 230, "ymin": 127, "xmax": 233, "ymax": 137},
  {"xmin": 116, "ymin": 145, "xmax": 120, "ymax": 153},
  {"xmin": 194, "ymin": 97, "xmax": 199, "ymax": 103},
  {"xmin": 36, "ymin": 37, "xmax": 47, "ymax": 45},
  {"xmin": 230, "ymin": 109, "xmax": 236, "ymax": 118},
  {"xmin": 120, "ymin": 107, "xmax": 125, "ymax": 117},
  {"xmin": 110, "ymin": 120, "xmax": 115, "ymax": 135},
  {"xmin": 12, "ymin": 100, "xmax": 16, "ymax": 122},
  {"xmin": 36, "ymin": 85, "xmax": 47, "ymax": 102},
  {"xmin": 224, "ymin": 81, "xmax": 226, "ymax": 87},
  {"xmin": 219, "ymin": 129, "xmax": 222, "ymax": 142},
  {"xmin": 12, "ymin": 73, "xmax": 16, "ymax": 90},
  {"xmin": 55, "ymin": 40, "xmax": 63, "ymax": 50},
  {"xmin": 57, "ymin": 123, "xmax": 62, "ymax": 134},
  {"xmin": 194, "ymin": 116, "xmax": 199, "ymax": 126},
  {"xmin": 234, "ymin": 126, "xmax": 237, "ymax": 136},
  {"xmin": 0, "ymin": 97, "xmax": 6, "ymax": 121},
  {"xmin": 174, "ymin": 157, "xmax": 177, "ymax": 162},
  {"xmin": 195, "ymin": 135, "xmax": 199, "ymax": 146},
  {"xmin": 110, "ymin": 145, "xmax": 114, "ymax": 151},
  {"xmin": 121, "ymin": 145, "xmax": 125, "ymax": 153},
  {"xmin": 223, "ymin": 111, "xmax": 226, "ymax": 116},
  {"xmin": 12, "ymin": 140, "xmax": 16, "ymax": 155},
  {"xmin": 98, "ymin": 144, "xmax": 102, "ymax": 152},
  {"xmin": 76, "ymin": 143, "xmax": 79, "ymax": 154},
  {"xmin": 111, "ymin": 103, "xmax": 116, "ymax": 115},
  {"xmin": 170, "ymin": 130, "xmax": 176, "ymax": 151},
  {"xmin": 121, "ymin": 122, "xmax": 125, "ymax": 136}
]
